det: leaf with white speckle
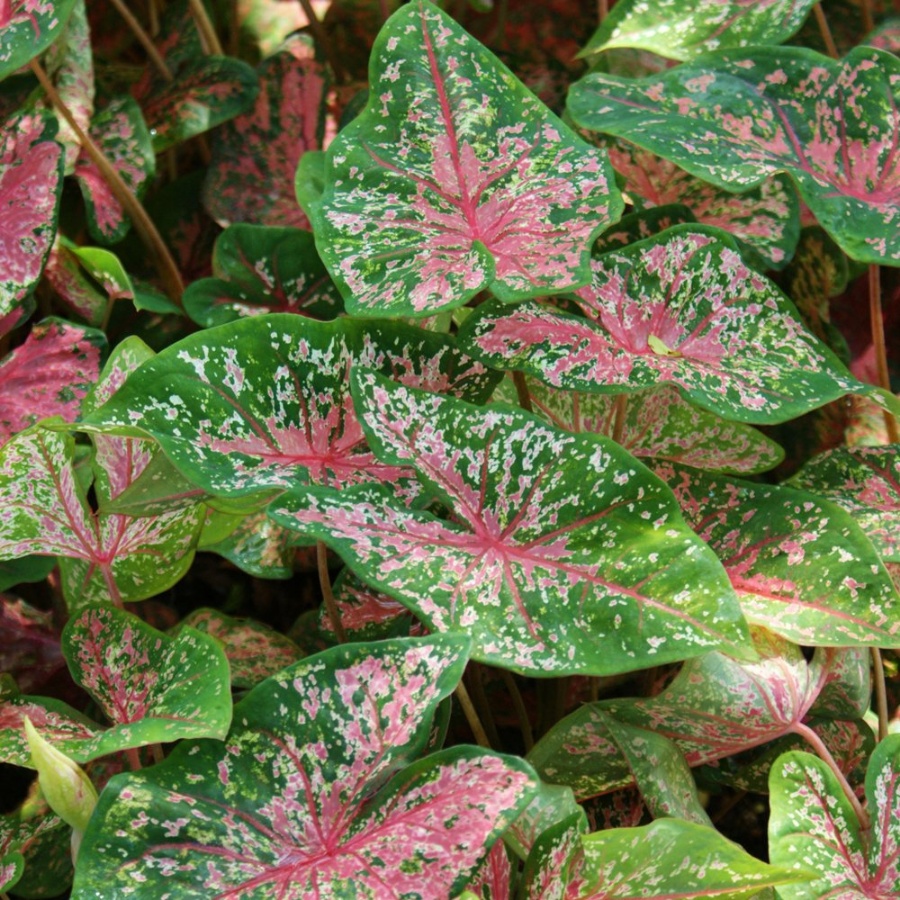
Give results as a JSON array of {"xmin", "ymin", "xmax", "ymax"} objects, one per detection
[{"xmin": 0, "ymin": 0, "xmax": 78, "ymax": 80}]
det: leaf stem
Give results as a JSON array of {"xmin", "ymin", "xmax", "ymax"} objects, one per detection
[
  {"xmin": 512, "ymin": 371, "xmax": 533, "ymax": 413},
  {"xmin": 125, "ymin": 747, "xmax": 142, "ymax": 771},
  {"xmin": 868, "ymin": 264, "xmax": 899, "ymax": 442},
  {"xmin": 297, "ymin": 0, "xmax": 347, "ymax": 84},
  {"xmin": 792, "ymin": 720, "xmax": 869, "ymax": 832},
  {"xmin": 317, "ymin": 540, "xmax": 347, "ymax": 643},
  {"xmin": 107, "ymin": 0, "xmax": 173, "ymax": 79},
  {"xmin": 188, "ymin": 0, "xmax": 223, "ymax": 55},
  {"xmin": 860, "ymin": 0, "xmax": 875, "ymax": 34},
  {"xmin": 598, "ymin": 0, "xmax": 609, "ymax": 23},
  {"xmin": 454, "ymin": 680, "xmax": 492, "ymax": 749},
  {"xmin": 150, "ymin": 743, "xmax": 165, "ymax": 765},
  {"xmin": 872, "ymin": 647, "xmax": 890, "ymax": 742},
  {"xmin": 612, "ymin": 394, "xmax": 627, "ymax": 444},
  {"xmin": 29, "ymin": 60, "xmax": 185, "ymax": 305},
  {"xmin": 813, "ymin": 2, "xmax": 839, "ymax": 58},
  {"xmin": 466, "ymin": 664, "xmax": 502, "ymax": 750},
  {"xmin": 500, "ymin": 668, "xmax": 534, "ymax": 752}
]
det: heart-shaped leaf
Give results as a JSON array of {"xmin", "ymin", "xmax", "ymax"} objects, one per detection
[
  {"xmin": 768, "ymin": 735, "xmax": 900, "ymax": 898},
  {"xmin": 0, "ymin": 0, "xmax": 77, "ymax": 80},
  {"xmin": 493, "ymin": 377, "xmax": 783, "ymax": 475},
  {"xmin": 58, "ymin": 604, "xmax": 231, "ymax": 760},
  {"xmin": 581, "ymin": 0, "xmax": 819, "ymax": 61},
  {"xmin": 568, "ymin": 46, "xmax": 900, "ymax": 264},
  {"xmin": 83, "ymin": 315, "xmax": 500, "ymax": 502},
  {"xmin": 461, "ymin": 227, "xmax": 858, "ymax": 425},
  {"xmin": 654, "ymin": 461, "xmax": 900, "ymax": 645},
  {"xmin": 314, "ymin": 0, "xmax": 622, "ymax": 316},
  {"xmin": 203, "ymin": 36, "xmax": 327, "ymax": 229},
  {"xmin": 270, "ymin": 370, "xmax": 750, "ymax": 675},
  {"xmin": 0, "ymin": 318, "xmax": 104, "ymax": 446},
  {"xmin": 0, "ymin": 111, "xmax": 64, "ymax": 320},
  {"xmin": 182, "ymin": 224, "xmax": 342, "ymax": 328},
  {"xmin": 73, "ymin": 636, "xmax": 539, "ymax": 899}
]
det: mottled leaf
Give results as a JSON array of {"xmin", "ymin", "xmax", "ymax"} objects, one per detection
[
  {"xmin": 0, "ymin": 793, "xmax": 67, "ymax": 895},
  {"xmin": 0, "ymin": 696, "xmax": 99, "ymax": 767},
  {"xmin": 83, "ymin": 315, "xmax": 500, "ymax": 502},
  {"xmin": 177, "ymin": 607, "xmax": 302, "ymax": 689},
  {"xmin": 182, "ymin": 224, "xmax": 341, "ymax": 328},
  {"xmin": 465, "ymin": 841, "xmax": 512, "ymax": 900},
  {"xmin": 594, "ymin": 203, "xmax": 696, "ymax": 254},
  {"xmin": 201, "ymin": 509, "xmax": 297, "ymax": 579},
  {"xmin": 204, "ymin": 36, "xmax": 327, "ymax": 229},
  {"xmin": 0, "ymin": 111, "xmax": 64, "ymax": 319},
  {"xmin": 568, "ymin": 46, "xmax": 900, "ymax": 264},
  {"xmin": 322, "ymin": 568, "xmax": 417, "ymax": 640},
  {"xmin": 42, "ymin": 238, "xmax": 107, "ymax": 325},
  {"xmin": 494, "ymin": 377, "xmax": 783, "ymax": 475},
  {"xmin": 461, "ymin": 227, "xmax": 858, "ymax": 425},
  {"xmin": 768, "ymin": 735, "xmax": 900, "ymax": 899},
  {"xmin": 581, "ymin": 0, "xmax": 818, "ymax": 61},
  {"xmin": 655, "ymin": 462, "xmax": 900, "ymax": 645},
  {"xmin": 73, "ymin": 96, "xmax": 155, "ymax": 244},
  {"xmin": 270, "ymin": 370, "xmax": 749, "ymax": 675},
  {"xmin": 315, "ymin": 0, "xmax": 622, "ymax": 316},
  {"xmin": 505, "ymin": 782, "xmax": 586, "ymax": 861},
  {"xmin": 866, "ymin": 17, "xmax": 900, "ymax": 54},
  {"xmin": 0, "ymin": 318, "xmax": 104, "ymax": 446},
  {"xmin": 74, "ymin": 636, "xmax": 539, "ymax": 899},
  {"xmin": 522, "ymin": 813, "xmax": 585, "ymax": 900},
  {"xmin": 0, "ymin": 0, "xmax": 77, "ymax": 80}
]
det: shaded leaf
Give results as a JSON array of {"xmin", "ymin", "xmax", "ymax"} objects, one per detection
[
  {"xmin": 568, "ymin": 46, "xmax": 900, "ymax": 264},
  {"xmin": 0, "ymin": 0, "xmax": 78, "ymax": 80},
  {"xmin": 204, "ymin": 36, "xmax": 327, "ymax": 229},
  {"xmin": 270, "ymin": 370, "xmax": 749, "ymax": 675},
  {"xmin": 0, "ymin": 790, "xmax": 67, "ymax": 895},
  {"xmin": 0, "ymin": 555, "xmax": 56, "ymax": 592},
  {"xmin": 316, "ymin": 0, "xmax": 622, "ymax": 316},
  {"xmin": 594, "ymin": 203, "xmax": 696, "ymax": 253},
  {"xmin": 201, "ymin": 509, "xmax": 297, "ymax": 579},
  {"xmin": 505, "ymin": 782, "xmax": 586, "ymax": 861},
  {"xmin": 465, "ymin": 841, "xmax": 512, "ymax": 900},
  {"xmin": 0, "ymin": 597, "xmax": 66, "ymax": 695},
  {"xmin": 655, "ymin": 462, "xmax": 900, "ymax": 645},
  {"xmin": 322, "ymin": 567, "xmax": 417, "ymax": 640},
  {"xmin": 461, "ymin": 227, "xmax": 858, "ymax": 424}
]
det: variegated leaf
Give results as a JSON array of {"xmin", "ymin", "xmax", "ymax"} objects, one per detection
[
  {"xmin": 522, "ymin": 814, "xmax": 585, "ymax": 900},
  {"xmin": 505, "ymin": 782, "xmax": 586, "ymax": 862},
  {"xmin": 315, "ymin": 0, "xmax": 622, "ymax": 316},
  {"xmin": 0, "ymin": 696, "xmax": 99, "ymax": 767},
  {"xmin": 41, "ymin": 238, "xmax": 106, "ymax": 325},
  {"xmin": 0, "ymin": 111, "xmax": 64, "ymax": 319},
  {"xmin": 0, "ymin": 318, "xmax": 104, "ymax": 446},
  {"xmin": 182, "ymin": 224, "xmax": 341, "ymax": 328},
  {"xmin": 73, "ymin": 96, "xmax": 155, "ymax": 244},
  {"xmin": 465, "ymin": 841, "xmax": 512, "ymax": 900},
  {"xmin": 58, "ymin": 604, "xmax": 231, "ymax": 760},
  {"xmin": 655, "ymin": 462, "xmax": 900, "ymax": 645},
  {"xmin": 568, "ymin": 46, "xmax": 900, "ymax": 264},
  {"xmin": 321, "ymin": 568, "xmax": 417, "ymax": 640},
  {"xmin": 270, "ymin": 370, "xmax": 749, "ymax": 675},
  {"xmin": 493, "ymin": 377, "xmax": 783, "ymax": 475},
  {"xmin": 177, "ymin": 608, "xmax": 302, "ymax": 689},
  {"xmin": 581, "ymin": 0, "xmax": 818, "ymax": 61},
  {"xmin": 0, "ymin": 794, "xmax": 67, "ymax": 895},
  {"xmin": 0, "ymin": 0, "xmax": 77, "ymax": 80},
  {"xmin": 461, "ymin": 227, "xmax": 858, "ymax": 424},
  {"xmin": 73, "ymin": 636, "xmax": 539, "ymax": 899},
  {"xmin": 83, "ymin": 315, "xmax": 500, "ymax": 502},
  {"xmin": 594, "ymin": 203, "xmax": 696, "ymax": 254},
  {"xmin": 204, "ymin": 36, "xmax": 327, "ymax": 229},
  {"xmin": 788, "ymin": 446, "xmax": 900, "ymax": 564},
  {"xmin": 201, "ymin": 509, "xmax": 297, "ymax": 579},
  {"xmin": 768, "ymin": 735, "xmax": 900, "ymax": 899}
]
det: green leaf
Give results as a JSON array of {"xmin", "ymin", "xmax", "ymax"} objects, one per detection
[
  {"xmin": 0, "ymin": 0, "xmax": 78, "ymax": 80},
  {"xmin": 315, "ymin": 0, "xmax": 622, "ymax": 316},
  {"xmin": 270, "ymin": 369, "xmax": 750, "ymax": 676}
]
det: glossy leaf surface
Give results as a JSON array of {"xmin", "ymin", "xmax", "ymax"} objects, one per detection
[
  {"xmin": 74, "ymin": 636, "xmax": 539, "ymax": 899},
  {"xmin": 0, "ymin": 0, "xmax": 77, "ymax": 79},
  {"xmin": 461, "ymin": 228, "xmax": 857, "ymax": 424},
  {"xmin": 270, "ymin": 370, "xmax": 749, "ymax": 675},
  {"xmin": 655, "ymin": 462, "xmax": 900, "ymax": 645},
  {"xmin": 316, "ymin": 0, "xmax": 622, "ymax": 316},
  {"xmin": 83, "ymin": 315, "xmax": 499, "ymax": 501},
  {"xmin": 568, "ymin": 46, "xmax": 900, "ymax": 264}
]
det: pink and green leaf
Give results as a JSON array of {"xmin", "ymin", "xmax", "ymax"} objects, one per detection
[
  {"xmin": 59, "ymin": 604, "xmax": 231, "ymax": 760},
  {"xmin": 0, "ymin": 0, "xmax": 78, "ymax": 80},
  {"xmin": 461, "ymin": 227, "xmax": 858, "ymax": 425},
  {"xmin": 182, "ymin": 224, "xmax": 342, "ymax": 329},
  {"xmin": 315, "ymin": 0, "xmax": 623, "ymax": 316},
  {"xmin": 41, "ymin": 238, "xmax": 106, "ymax": 325},
  {"xmin": 83, "ymin": 315, "xmax": 500, "ymax": 501},
  {"xmin": 74, "ymin": 636, "xmax": 539, "ymax": 898},
  {"xmin": 203, "ymin": 36, "xmax": 327, "ymax": 230},
  {"xmin": 568, "ymin": 46, "xmax": 900, "ymax": 264},
  {"xmin": 0, "ymin": 696, "xmax": 99, "ymax": 767},
  {"xmin": 322, "ymin": 568, "xmax": 418, "ymax": 640},
  {"xmin": 655, "ymin": 462, "xmax": 900, "ymax": 645},
  {"xmin": 200, "ymin": 509, "xmax": 298, "ymax": 579},
  {"xmin": 269, "ymin": 370, "xmax": 750, "ymax": 675}
]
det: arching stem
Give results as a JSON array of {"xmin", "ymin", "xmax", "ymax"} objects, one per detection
[
  {"xmin": 872, "ymin": 647, "xmax": 890, "ymax": 742},
  {"xmin": 317, "ymin": 540, "xmax": 347, "ymax": 643},
  {"xmin": 455, "ymin": 680, "xmax": 492, "ymax": 749},
  {"xmin": 868, "ymin": 264, "xmax": 899, "ymax": 442},
  {"xmin": 188, "ymin": 0, "xmax": 223, "ymax": 55},
  {"xmin": 107, "ymin": 0, "xmax": 173, "ymax": 79},
  {"xmin": 813, "ymin": 2, "xmax": 839, "ymax": 58},
  {"xmin": 612, "ymin": 394, "xmax": 627, "ymax": 444},
  {"xmin": 513, "ymin": 370, "xmax": 533, "ymax": 413}
]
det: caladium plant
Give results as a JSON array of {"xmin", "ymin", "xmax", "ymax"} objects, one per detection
[{"xmin": 1, "ymin": 0, "xmax": 900, "ymax": 897}]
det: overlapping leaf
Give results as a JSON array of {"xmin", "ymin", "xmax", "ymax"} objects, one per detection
[
  {"xmin": 204, "ymin": 36, "xmax": 327, "ymax": 229},
  {"xmin": 0, "ymin": 0, "xmax": 78, "ymax": 80},
  {"xmin": 494, "ymin": 377, "xmax": 783, "ymax": 474},
  {"xmin": 0, "ymin": 796, "xmax": 66, "ymax": 895},
  {"xmin": 315, "ymin": 0, "xmax": 622, "ymax": 316},
  {"xmin": 321, "ymin": 569, "xmax": 417, "ymax": 640},
  {"xmin": 270, "ymin": 370, "xmax": 749, "ymax": 675},
  {"xmin": 0, "ymin": 111, "xmax": 64, "ymax": 319},
  {"xmin": 768, "ymin": 735, "xmax": 900, "ymax": 898},
  {"xmin": 461, "ymin": 227, "xmax": 858, "ymax": 424},
  {"xmin": 73, "ymin": 636, "xmax": 539, "ymax": 899},
  {"xmin": 41, "ymin": 238, "xmax": 106, "ymax": 325},
  {"xmin": 83, "ymin": 315, "xmax": 500, "ymax": 501},
  {"xmin": 568, "ymin": 46, "xmax": 900, "ymax": 264},
  {"xmin": 200, "ymin": 509, "xmax": 297, "ymax": 579},
  {"xmin": 581, "ymin": 0, "xmax": 818, "ymax": 61},
  {"xmin": 655, "ymin": 461, "xmax": 900, "ymax": 644},
  {"xmin": 0, "ymin": 318, "xmax": 104, "ymax": 445},
  {"xmin": 0, "ymin": 696, "xmax": 99, "ymax": 767},
  {"xmin": 182, "ymin": 225, "xmax": 341, "ymax": 328}
]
